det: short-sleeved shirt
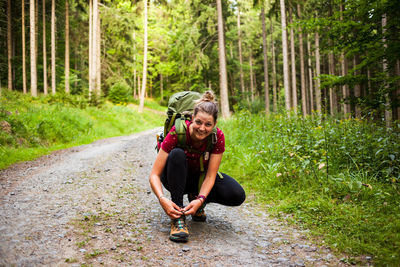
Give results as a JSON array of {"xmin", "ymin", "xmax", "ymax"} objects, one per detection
[{"xmin": 161, "ymin": 120, "xmax": 225, "ymax": 172}]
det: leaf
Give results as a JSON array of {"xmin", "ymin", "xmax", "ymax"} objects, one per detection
[{"xmin": 388, "ymin": 154, "xmax": 395, "ymax": 161}]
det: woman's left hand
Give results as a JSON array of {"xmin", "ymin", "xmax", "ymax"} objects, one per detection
[{"xmin": 182, "ymin": 199, "xmax": 203, "ymax": 216}]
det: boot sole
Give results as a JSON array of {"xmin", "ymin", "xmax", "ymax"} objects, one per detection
[{"xmin": 169, "ymin": 235, "xmax": 188, "ymax": 242}]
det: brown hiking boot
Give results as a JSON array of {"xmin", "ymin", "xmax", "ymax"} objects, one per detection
[
  {"xmin": 169, "ymin": 216, "xmax": 189, "ymax": 242},
  {"xmin": 188, "ymin": 193, "xmax": 207, "ymax": 222}
]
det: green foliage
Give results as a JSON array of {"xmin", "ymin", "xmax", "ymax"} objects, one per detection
[
  {"xmin": 219, "ymin": 112, "xmax": 400, "ymax": 265},
  {"xmin": 108, "ymin": 81, "xmax": 131, "ymax": 104},
  {"xmin": 0, "ymin": 91, "xmax": 163, "ymax": 169}
]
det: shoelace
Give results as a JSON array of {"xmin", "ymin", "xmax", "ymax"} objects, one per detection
[{"xmin": 175, "ymin": 218, "xmax": 185, "ymax": 230}]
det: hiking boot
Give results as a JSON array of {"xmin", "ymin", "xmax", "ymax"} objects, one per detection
[
  {"xmin": 188, "ymin": 193, "xmax": 207, "ymax": 222},
  {"xmin": 169, "ymin": 216, "xmax": 189, "ymax": 242}
]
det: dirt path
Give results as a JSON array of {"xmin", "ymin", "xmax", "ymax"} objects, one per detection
[{"xmin": 1, "ymin": 128, "xmax": 350, "ymax": 266}]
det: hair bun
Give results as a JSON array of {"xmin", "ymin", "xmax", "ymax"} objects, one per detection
[{"xmin": 202, "ymin": 91, "xmax": 215, "ymax": 103}]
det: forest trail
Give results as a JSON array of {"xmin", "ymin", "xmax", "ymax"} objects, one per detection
[{"xmin": 0, "ymin": 128, "xmax": 350, "ymax": 266}]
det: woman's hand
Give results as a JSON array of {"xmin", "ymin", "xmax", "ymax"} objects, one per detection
[
  {"xmin": 182, "ymin": 199, "xmax": 203, "ymax": 216},
  {"xmin": 159, "ymin": 197, "xmax": 184, "ymax": 219}
]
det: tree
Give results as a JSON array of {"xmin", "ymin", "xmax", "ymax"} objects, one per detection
[
  {"xmin": 314, "ymin": 31, "xmax": 321, "ymax": 113},
  {"xmin": 216, "ymin": 0, "xmax": 230, "ymax": 118},
  {"xmin": 297, "ymin": 3, "xmax": 306, "ymax": 116},
  {"xmin": 237, "ymin": 7, "xmax": 245, "ymax": 95},
  {"xmin": 7, "ymin": 0, "xmax": 12, "ymax": 91},
  {"xmin": 261, "ymin": 5, "xmax": 270, "ymax": 114},
  {"xmin": 382, "ymin": 13, "xmax": 391, "ymax": 126},
  {"xmin": 43, "ymin": 0, "xmax": 48, "ymax": 95},
  {"xmin": 65, "ymin": 0, "xmax": 70, "ymax": 93},
  {"xmin": 306, "ymin": 34, "xmax": 314, "ymax": 112},
  {"xmin": 51, "ymin": 0, "xmax": 56, "ymax": 94},
  {"xmin": 22, "ymin": 0, "xmax": 27, "ymax": 94},
  {"xmin": 139, "ymin": 0, "xmax": 148, "ymax": 113},
  {"xmin": 271, "ymin": 22, "xmax": 278, "ymax": 112},
  {"xmin": 30, "ymin": 0, "xmax": 38, "ymax": 96},
  {"xmin": 280, "ymin": 0, "xmax": 291, "ymax": 110},
  {"xmin": 288, "ymin": 6, "xmax": 297, "ymax": 112}
]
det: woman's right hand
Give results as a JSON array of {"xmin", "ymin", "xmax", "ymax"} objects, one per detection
[{"xmin": 159, "ymin": 197, "xmax": 184, "ymax": 219}]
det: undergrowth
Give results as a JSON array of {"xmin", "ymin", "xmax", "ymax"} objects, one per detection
[
  {"xmin": 219, "ymin": 111, "xmax": 400, "ymax": 265},
  {"xmin": 0, "ymin": 91, "xmax": 164, "ymax": 169}
]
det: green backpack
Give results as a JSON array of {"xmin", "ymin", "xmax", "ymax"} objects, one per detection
[{"xmin": 156, "ymin": 91, "xmax": 219, "ymax": 188}]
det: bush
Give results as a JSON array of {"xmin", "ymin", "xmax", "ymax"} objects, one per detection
[{"xmin": 107, "ymin": 81, "xmax": 131, "ymax": 104}]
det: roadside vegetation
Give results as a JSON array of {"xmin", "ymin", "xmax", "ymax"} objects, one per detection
[
  {"xmin": 219, "ymin": 111, "xmax": 400, "ymax": 265},
  {"xmin": 0, "ymin": 91, "xmax": 164, "ymax": 170}
]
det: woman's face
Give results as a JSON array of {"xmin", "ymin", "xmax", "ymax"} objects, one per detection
[{"xmin": 190, "ymin": 111, "xmax": 216, "ymax": 142}]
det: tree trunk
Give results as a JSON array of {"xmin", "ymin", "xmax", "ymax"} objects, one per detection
[
  {"xmin": 315, "ymin": 31, "xmax": 321, "ymax": 113},
  {"xmin": 30, "ymin": 0, "xmax": 37, "ymax": 96},
  {"xmin": 216, "ymin": 0, "xmax": 230, "ymax": 118},
  {"xmin": 7, "ymin": 0, "xmax": 12, "ymax": 91},
  {"xmin": 280, "ymin": 0, "xmax": 291, "ymax": 111},
  {"xmin": 96, "ymin": 4, "xmax": 101, "ymax": 96},
  {"xmin": 271, "ymin": 22, "xmax": 277, "ymax": 112},
  {"xmin": 307, "ymin": 34, "xmax": 314, "ymax": 113},
  {"xmin": 35, "ymin": 0, "xmax": 38, "ymax": 63},
  {"xmin": 51, "ymin": 0, "xmax": 56, "ymax": 94},
  {"xmin": 261, "ymin": 6, "xmax": 270, "ymax": 114},
  {"xmin": 89, "ymin": 0, "xmax": 93, "ymax": 96},
  {"xmin": 22, "ymin": 0, "xmax": 27, "ymax": 93},
  {"xmin": 133, "ymin": 31, "xmax": 137, "ymax": 99},
  {"xmin": 139, "ymin": 0, "xmax": 148, "ymax": 113},
  {"xmin": 353, "ymin": 56, "xmax": 361, "ymax": 118},
  {"xmin": 249, "ymin": 53, "xmax": 254, "ymax": 102},
  {"xmin": 160, "ymin": 73, "xmax": 163, "ymax": 101},
  {"xmin": 328, "ymin": 43, "xmax": 337, "ymax": 115},
  {"xmin": 339, "ymin": 3, "xmax": 349, "ymax": 116},
  {"xmin": 42, "ymin": 0, "xmax": 48, "ymax": 95},
  {"xmin": 289, "ymin": 7, "xmax": 297, "ymax": 112},
  {"xmin": 237, "ymin": 7, "xmax": 245, "ymax": 96},
  {"xmin": 297, "ymin": 4, "xmax": 307, "ymax": 116},
  {"xmin": 382, "ymin": 14, "xmax": 391, "ymax": 126},
  {"xmin": 65, "ymin": 0, "xmax": 70, "ymax": 93}
]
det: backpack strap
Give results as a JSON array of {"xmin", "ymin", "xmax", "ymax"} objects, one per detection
[{"xmin": 175, "ymin": 117, "xmax": 187, "ymax": 148}]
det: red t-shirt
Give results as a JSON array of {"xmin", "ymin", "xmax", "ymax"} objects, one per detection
[{"xmin": 161, "ymin": 120, "xmax": 225, "ymax": 172}]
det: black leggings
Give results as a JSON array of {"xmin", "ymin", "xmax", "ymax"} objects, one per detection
[{"xmin": 161, "ymin": 148, "xmax": 246, "ymax": 207}]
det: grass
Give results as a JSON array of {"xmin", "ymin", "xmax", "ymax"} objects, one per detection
[
  {"xmin": 0, "ymin": 91, "xmax": 164, "ymax": 170},
  {"xmin": 219, "ymin": 111, "xmax": 400, "ymax": 266}
]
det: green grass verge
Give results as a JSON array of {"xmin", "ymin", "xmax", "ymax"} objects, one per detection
[
  {"xmin": 0, "ymin": 91, "xmax": 164, "ymax": 170},
  {"xmin": 218, "ymin": 111, "xmax": 400, "ymax": 266}
]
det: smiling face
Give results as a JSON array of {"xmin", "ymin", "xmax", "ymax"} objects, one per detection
[{"xmin": 189, "ymin": 111, "xmax": 216, "ymax": 142}]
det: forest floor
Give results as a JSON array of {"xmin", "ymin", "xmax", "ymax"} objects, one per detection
[{"xmin": 0, "ymin": 128, "xmax": 355, "ymax": 266}]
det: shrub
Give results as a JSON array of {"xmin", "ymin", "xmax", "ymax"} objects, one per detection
[{"xmin": 108, "ymin": 81, "xmax": 131, "ymax": 104}]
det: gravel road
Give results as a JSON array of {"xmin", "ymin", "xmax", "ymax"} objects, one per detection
[{"xmin": 0, "ymin": 128, "xmax": 353, "ymax": 266}]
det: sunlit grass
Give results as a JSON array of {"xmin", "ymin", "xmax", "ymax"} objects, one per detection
[{"xmin": 219, "ymin": 111, "xmax": 400, "ymax": 265}]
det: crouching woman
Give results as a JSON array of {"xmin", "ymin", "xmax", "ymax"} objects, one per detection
[{"xmin": 149, "ymin": 91, "xmax": 246, "ymax": 242}]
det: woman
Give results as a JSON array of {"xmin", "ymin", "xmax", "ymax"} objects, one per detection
[{"xmin": 149, "ymin": 91, "xmax": 246, "ymax": 242}]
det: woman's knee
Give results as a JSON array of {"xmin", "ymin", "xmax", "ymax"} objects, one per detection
[
  {"xmin": 168, "ymin": 148, "xmax": 186, "ymax": 165},
  {"xmin": 231, "ymin": 186, "xmax": 246, "ymax": 206}
]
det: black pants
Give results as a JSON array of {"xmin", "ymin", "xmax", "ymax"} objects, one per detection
[{"xmin": 161, "ymin": 148, "xmax": 246, "ymax": 207}]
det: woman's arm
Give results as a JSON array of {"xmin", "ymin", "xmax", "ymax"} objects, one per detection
[
  {"xmin": 149, "ymin": 148, "xmax": 184, "ymax": 219},
  {"xmin": 183, "ymin": 153, "xmax": 223, "ymax": 215}
]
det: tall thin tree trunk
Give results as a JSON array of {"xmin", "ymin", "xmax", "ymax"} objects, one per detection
[
  {"xmin": 65, "ymin": 0, "xmax": 70, "ymax": 93},
  {"xmin": 353, "ymin": 56, "xmax": 361, "ymax": 118},
  {"xmin": 249, "ymin": 53, "xmax": 254, "ymax": 102},
  {"xmin": 328, "ymin": 43, "xmax": 337, "ymax": 115},
  {"xmin": 280, "ymin": 0, "xmax": 291, "ymax": 111},
  {"xmin": 382, "ymin": 14, "xmax": 391, "ymax": 126},
  {"xmin": 339, "ymin": 3, "xmax": 349, "ymax": 116},
  {"xmin": 7, "ymin": 0, "xmax": 12, "ymax": 91},
  {"xmin": 307, "ymin": 34, "xmax": 314, "ymax": 113},
  {"xmin": 51, "ymin": 0, "xmax": 56, "ymax": 94},
  {"xmin": 96, "ymin": 4, "xmax": 101, "ymax": 96},
  {"xmin": 237, "ymin": 7, "xmax": 245, "ymax": 95},
  {"xmin": 89, "ymin": 0, "xmax": 92, "ymax": 96},
  {"xmin": 297, "ymin": 4, "xmax": 307, "ymax": 116},
  {"xmin": 133, "ymin": 31, "xmax": 137, "ymax": 99},
  {"xmin": 261, "ymin": 6, "xmax": 270, "ymax": 114},
  {"xmin": 139, "ymin": 0, "xmax": 148, "ymax": 113},
  {"xmin": 315, "ymin": 31, "xmax": 321, "ymax": 113},
  {"xmin": 216, "ymin": 0, "xmax": 230, "ymax": 118},
  {"xmin": 289, "ymin": 7, "xmax": 297, "ymax": 112},
  {"xmin": 42, "ymin": 0, "xmax": 48, "ymax": 95},
  {"xmin": 22, "ymin": 0, "xmax": 27, "ymax": 93},
  {"xmin": 35, "ymin": 0, "xmax": 38, "ymax": 62},
  {"xmin": 30, "ymin": 0, "xmax": 37, "ymax": 96},
  {"xmin": 271, "ymin": 22, "xmax": 277, "ymax": 112}
]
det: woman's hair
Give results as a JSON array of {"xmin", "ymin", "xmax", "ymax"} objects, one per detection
[{"xmin": 193, "ymin": 91, "xmax": 219, "ymax": 122}]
